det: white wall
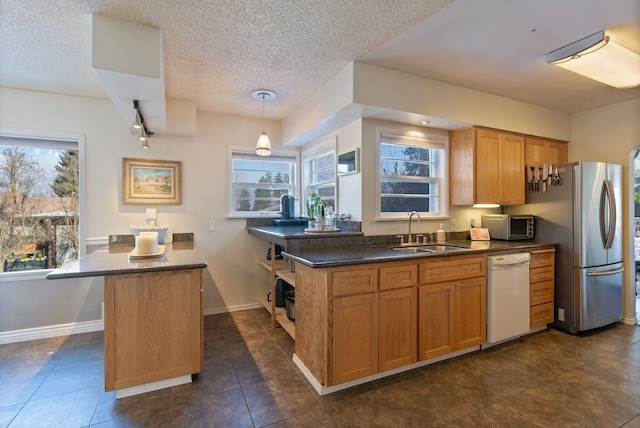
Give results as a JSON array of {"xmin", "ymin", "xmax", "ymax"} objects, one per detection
[
  {"xmin": 570, "ymin": 98, "xmax": 640, "ymax": 323},
  {"xmin": 0, "ymin": 87, "xmax": 281, "ymax": 332},
  {"xmin": 3, "ymin": 84, "xmax": 637, "ymax": 334}
]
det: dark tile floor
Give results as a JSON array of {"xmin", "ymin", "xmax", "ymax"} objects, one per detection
[{"xmin": 2, "ymin": 308, "xmax": 640, "ymax": 427}]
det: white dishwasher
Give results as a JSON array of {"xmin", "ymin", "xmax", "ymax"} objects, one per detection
[{"xmin": 487, "ymin": 252, "xmax": 530, "ymax": 344}]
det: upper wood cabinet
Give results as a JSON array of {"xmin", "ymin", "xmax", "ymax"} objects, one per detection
[
  {"xmin": 525, "ymin": 137, "xmax": 568, "ymax": 167},
  {"xmin": 449, "ymin": 127, "xmax": 525, "ymax": 206}
]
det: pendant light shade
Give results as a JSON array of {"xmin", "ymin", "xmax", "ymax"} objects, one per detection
[
  {"xmin": 256, "ymin": 131, "xmax": 271, "ymax": 156},
  {"xmin": 252, "ymin": 90, "xmax": 276, "ymax": 156},
  {"xmin": 544, "ymin": 31, "xmax": 640, "ymax": 89}
]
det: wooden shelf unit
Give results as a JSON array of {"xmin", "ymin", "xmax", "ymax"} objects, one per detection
[{"xmin": 258, "ymin": 242, "xmax": 296, "ymax": 339}]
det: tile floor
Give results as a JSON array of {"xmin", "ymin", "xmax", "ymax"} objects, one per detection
[{"xmin": 2, "ymin": 308, "xmax": 640, "ymax": 427}]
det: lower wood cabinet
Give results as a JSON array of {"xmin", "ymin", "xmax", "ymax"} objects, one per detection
[
  {"xmin": 378, "ymin": 287, "xmax": 417, "ymax": 372},
  {"xmin": 296, "ymin": 255, "xmax": 488, "ymax": 388},
  {"xmin": 529, "ymin": 247, "xmax": 556, "ymax": 327},
  {"xmin": 104, "ymin": 269, "xmax": 203, "ymax": 391},
  {"xmin": 418, "ymin": 255, "xmax": 487, "ymax": 361},
  {"xmin": 332, "ymin": 286, "xmax": 418, "ymax": 385},
  {"xmin": 418, "ymin": 276, "xmax": 486, "ymax": 360},
  {"xmin": 333, "ymin": 293, "xmax": 379, "ymax": 385}
]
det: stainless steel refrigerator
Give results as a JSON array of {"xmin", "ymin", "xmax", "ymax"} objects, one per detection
[{"xmin": 508, "ymin": 161, "xmax": 623, "ymax": 333}]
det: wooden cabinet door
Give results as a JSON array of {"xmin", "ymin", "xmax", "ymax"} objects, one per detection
[
  {"xmin": 547, "ymin": 141, "xmax": 567, "ymax": 165},
  {"xmin": 525, "ymin": 137, "xmax": 547, "ymax": 167},
  {"xmin": 475, "ymin": 129, "xmax": 501, "ymax": 204},
  {"xmin": 333, "ymin": 293, "xmax": 378, "ymax": 385},
  {"xmin": 379, "ymin": 287, "xmax": 417, "ymax": 372},
  {"xmin": 418, "ymin": 283, "xmax": 455, "ymax": 360},
  {"xmin": 453, "ymin": 277, "xmax": 486, "ymax": 351},
  {"xmin": 500, "ymin": 133, "xmax": 525, "ymax": 205},
  {"xmin": 525, "ymin": 137, "xmax": 568, "ymax": 167},
  {"xmin": 104, "ymin": 269, "xmax": 203, "ymax": 391}
]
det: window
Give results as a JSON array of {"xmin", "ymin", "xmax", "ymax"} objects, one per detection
[
  {"xmin": 229, "ymin": 149, "xmax": 297, "ymax": 217},
  {"xmin": 302, "ymin": 139, "xmax": 336, "ymax": 216},
  {"xmin": 0, "ymin": 136, "xmax": 80, "ymax": 273},
  {"xmin": 376, "ymin": 130, "xmax": 447, "ymax": 219}
]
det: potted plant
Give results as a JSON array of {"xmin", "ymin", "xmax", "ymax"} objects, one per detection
[
  {"xmin": 307, "ymin": 192, "xmax": 324, "ymax": 219},
  {"xmin": 7, "ymin": 252, "xmax": 14, "ymax": 261},
  {"xmin": 20, "ymin": 253, "xmax": 28, "ymax": 262},
  {"xmin": 36, "ymin": 251, "xmax": 45, "ymax": 261}
]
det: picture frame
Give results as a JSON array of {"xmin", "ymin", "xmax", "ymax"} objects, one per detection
[
  {"xmin": 337, "ymin": 148, "xmax": 359, "ymax": 176},
  {"xmin": 122, "ymin": 158, "xmax": 182, "ymax": 205}
]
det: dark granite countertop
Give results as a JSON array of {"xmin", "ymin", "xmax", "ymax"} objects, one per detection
[
  {"xmin": 283, "ymin": 239, "xmax": 557, "ymax": 268},
  {"xmin": 46, "ymin": 241, "xmax": 207, "ymax": 280},
  {"xmin": 247, "ymin": 225, "xmax": 363, "ymax": 241}
]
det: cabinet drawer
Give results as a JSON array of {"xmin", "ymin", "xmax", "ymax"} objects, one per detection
[
  {"xmin": 530, "ymin": 302, "xmax": 554, "ymax": 328},
  {"xmin": 530, "ymin": 249, "xmax": 555, "ymax": 269},
  {"xmin": 380, "ymin": 264, "xmax": 418, "ymax": 290},
  {"xmin": 530, "ymin": 266, "xmax": 554, "ymax": 283},
  {"xmin": 530, "ymin": 280, "xmax": 554, "ymax": 306},
  {"xmin": 419, "ymin": 256, "xmax": 486, "ymax": 284},
  {"xmin": 333, "ymin": 268, "xmax": 377, "ymax": 296}
]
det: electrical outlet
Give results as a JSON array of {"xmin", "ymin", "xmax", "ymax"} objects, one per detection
[
  {"xmin": 558, "ymin": 308, "xmax": 565, "ymax": 322},
  {"xmin": 208, "ymin": 221, "xmax": 216, "ymax": 232},
  {"xmin": 450, "ymin": 219, "xmax": 456, "ymax": 231}
]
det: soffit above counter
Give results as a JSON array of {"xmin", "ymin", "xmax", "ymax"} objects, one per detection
[{"xmin": 281, "ymin": 62, "xmax": 572, "ymax": 148}]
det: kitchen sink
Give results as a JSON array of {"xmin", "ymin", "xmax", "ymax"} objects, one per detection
[
  {"xmin": 391, "ymin": 244, "xmax": 467, "ymax": 253},
  {"xmin": 392, "ymin": 246, "xmax": 435, "ymax": 253}
]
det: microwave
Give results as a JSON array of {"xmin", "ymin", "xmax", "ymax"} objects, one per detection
[{"xmin": 481, "ymin": 214, "xmax": 535, "ymax": 241}]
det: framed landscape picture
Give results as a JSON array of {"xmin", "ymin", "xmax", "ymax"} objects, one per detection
[{"xmin": 122, "ymin": 158, "xmax": 182, "ymax": 205}]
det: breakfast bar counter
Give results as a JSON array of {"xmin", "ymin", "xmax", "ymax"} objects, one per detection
[{"xmin": 46, "ymin": 236, "xmax": 207, "ymax": 399}]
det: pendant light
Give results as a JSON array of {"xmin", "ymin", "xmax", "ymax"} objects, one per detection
[{"xmin": 252, "ymin": 89, "xmax": 276, "ymax": 156}]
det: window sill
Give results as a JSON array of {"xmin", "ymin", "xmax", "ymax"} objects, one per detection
[{"xmin": 0, "ymin": 269, "xmax": 52, "ymax": 283}]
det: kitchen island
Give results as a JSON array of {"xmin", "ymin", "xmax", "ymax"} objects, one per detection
[
  {"xmin": 46, "ymin": 237, "xmax": 207, "ymax": 399},
  {"xmin": 280, "ymin": 238, "xmax": 555, "ymax": 395}
]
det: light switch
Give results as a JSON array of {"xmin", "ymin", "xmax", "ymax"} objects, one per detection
[{"xmin": 208, "ymin": 221, "xmax": 216, "ymax": 232}]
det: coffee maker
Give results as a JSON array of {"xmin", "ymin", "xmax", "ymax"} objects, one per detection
[
  {"xmin": 280, "ymin": 195, "xmax": 295, "ymax": 220},
  {"xmin": 273, "ymin": 194, "xmax": 308, "ymax": 226}
]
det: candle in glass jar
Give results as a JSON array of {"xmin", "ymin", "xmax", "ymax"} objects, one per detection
[{"xmin": 135, "ymin": 231, "xmax": 158, "ymax": 254}]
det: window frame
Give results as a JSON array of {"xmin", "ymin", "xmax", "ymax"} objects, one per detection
[
  {"xmin": 227, "ymin": 146, "xmax": 299, "ymax": 218},
  {"xmin": 0, "ymin": 128, "xmax": 86, "ymax": 282},
  {"xmin": 302, "ymin": 137, "xmax": 337, "ymax": 216},
  {"xmin": 375, "ymin": 128, "xmax": 448, "ymax": 221}
]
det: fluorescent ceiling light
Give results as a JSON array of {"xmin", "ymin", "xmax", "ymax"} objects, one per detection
[{"xmin": 544, "ymin": 31, "xmax": 640, "ymax": 89}]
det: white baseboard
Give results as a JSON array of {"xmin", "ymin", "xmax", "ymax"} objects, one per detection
[
  {"xmin": 0, "ymin": 302, "xmax": 267, "ymax": 345},
  {"xmin": 115, "ymin": 375, "xmax": 192, "ymax": 399},
  {"xmin": 293, "ymin": 347, "xmax": 479, "ymax": 396},
  {"xmin": 0, "ymin": 319, "xmax": 104, "ymax": 345},
  {"xmin": 203, "ymin": 302, "xmax": 262, "ymax": 316}
]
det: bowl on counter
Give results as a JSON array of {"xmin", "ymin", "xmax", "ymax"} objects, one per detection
[{"xmin": 130, "ymin": 225, "xmax": 169, "ymax": 244}]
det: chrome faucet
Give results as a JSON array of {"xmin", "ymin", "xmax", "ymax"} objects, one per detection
[{"xmin": 407, "ymin": 211, "xmax": 421, "ymax": 244}]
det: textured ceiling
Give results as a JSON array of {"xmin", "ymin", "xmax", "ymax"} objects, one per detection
[
  {"xmin": 1, "ymin": 0, "xmax": 639, "ymax": 123},
  {"xmin": 0, "ymin": 0, "xmax": 454, "ymax": 119}
]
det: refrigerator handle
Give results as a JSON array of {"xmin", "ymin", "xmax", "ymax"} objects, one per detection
[
  {"xmin": 599, "ymin": 180, "xmax": 616, "ymax": 249},
  {"xmin": 586, "ymin": 267, "xmax": 624, "ymax": 277},
  {"xmin": 605, "ymin": 180, "xmax": 616, "ymax": 249}
]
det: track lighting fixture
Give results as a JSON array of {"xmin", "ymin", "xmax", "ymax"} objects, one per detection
[
  {"xmin": 132, "ymin": 99, "xmax": 154, "ymax": 148},
  {"xmin": 252, "ymin": 90, "xmax": 276, "ymax": 156}
]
